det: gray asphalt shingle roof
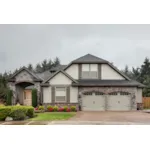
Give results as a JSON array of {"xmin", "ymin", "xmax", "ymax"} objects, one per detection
[
  {"xmin": 72, "ymin": 79, "xmax": 145, "ymax": 88},
  {"xmin": 71, "ymin": 54, "xmax": 108, "ymax": 63}
]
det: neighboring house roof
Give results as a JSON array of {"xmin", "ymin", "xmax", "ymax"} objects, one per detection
[
  {"xmin": 50, "ymin": 65, "xmax": 67, "ymax": 71},
  {"xmin": 72, "ymin": 79, "xmax": 145, "ymax": 88},
  {"xmin": 43, "ymin": 70, "xmax": 78, "ymax": 83},
  {"xmin": 35, "ymin": 70, "xmax": 53, "ymax": 80},
  {"xmin": 8, "ymin": 67, "xmax": 43, "ymax": 82}
]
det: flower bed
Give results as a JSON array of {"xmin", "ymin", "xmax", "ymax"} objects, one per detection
[{"xmin": 46, "ymin": 105, "xmax": 77, "ymax": 112}]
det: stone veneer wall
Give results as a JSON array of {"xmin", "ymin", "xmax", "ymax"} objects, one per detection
[{"xmin": 79, "ymin": 87, "xmax": 138, "ymax": 110}]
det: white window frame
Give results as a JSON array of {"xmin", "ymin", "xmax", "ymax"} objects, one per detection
[
  {"xmin": 55, "ymin": 87, "xmax": 66, "ymax": 102},
  {"xmin": 82, "ymin": 64, "xmax": 98, "ymax": 79}
]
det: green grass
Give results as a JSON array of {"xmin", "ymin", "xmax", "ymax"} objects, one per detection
[{"xmin": 30, "ymin": 112, "xmax": 76, "ymax": 121}]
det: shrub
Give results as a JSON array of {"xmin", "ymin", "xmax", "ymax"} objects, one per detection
[
  {"xmin": 47, "ymin": 105, "xmax": 53, "ymax": 110},
  {"xmin": 6, "ymin": 89, "xmax": 12, "ymax": 105},
  {"xmin": 63, "ymin": 106, "xmax": 68, "ymax": 112},
  {"xmin": 53, "ymin": 106, "xmax": 58, "ymax": 112},
  {"xmin": 9, "ymin": 106, "xmax": 27, "ymax": 120},
  {"xmin": 0, "ymin": 106, "xmax": 11, "ymax": 121},
  {"xmin": 58, "ymin": 107, "xmax": 64, "ymax": 112},
  {"xmin": 26, "ymin": 106, "xmax": 34, "ymax": 118},
  {"xmin": 70, "ymin": 106, "xmax": 77, "ymax": 112},
  {"xmin": 67, "ymin": 108, "xmax": 71, "ymax": 112},
  {"xmin": 49, "ymin": 107, "xmax": 54, "ymax": 112},
  {"xmin": 38, "ymin": 105, "xmax": 44, "ymax": 111},
  {"xmin": 32, "ymin": 89, "xmax": 37, "ymax": 107}
]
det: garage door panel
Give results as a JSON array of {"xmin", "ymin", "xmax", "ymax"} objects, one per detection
[
  {"xmin": 107, "ymin": 94, "xmax": 131, "ymax": 111},
  {"xmin": 82, "ymin": 93, "xmax": 106, "ymax": 111}
]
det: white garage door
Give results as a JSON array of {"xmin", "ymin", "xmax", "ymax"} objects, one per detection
[
  {"xmin": 107, "ymin": 92, "xmax": 131, "ymax": 111},
  {"xmin": 82, "ymin": 92, "xmax": 105, "ymax": 111}
]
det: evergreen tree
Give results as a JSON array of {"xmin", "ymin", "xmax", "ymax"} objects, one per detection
[
  {"xmin": 53, "ymin": 57, "xmax": 60, "ymax": 67},
  {"xmin": 27, "ymin": 64, "xmax": 33, "ymax": 71},
  {"xmin": 35, "ymin": 63, "xmax": 42, "ymax": 73}
]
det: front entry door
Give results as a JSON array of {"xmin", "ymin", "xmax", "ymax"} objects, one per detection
[{"xmin": 23, "ymin": 90, "xmax": 32, "ymax": 106}]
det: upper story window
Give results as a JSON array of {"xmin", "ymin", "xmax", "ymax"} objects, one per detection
[{"xmin": 82, "ymin": 64, "xmax": 98, "ymax": 79}]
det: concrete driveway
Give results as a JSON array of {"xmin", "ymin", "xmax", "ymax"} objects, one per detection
[{"xmin": 66, "ymin": 111, "xmax": 150, "ymax": 124}]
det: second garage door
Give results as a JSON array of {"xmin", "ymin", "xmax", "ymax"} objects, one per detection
[
  {"xmin": 82, "ymin": 92, "xmax": 106, "ymax": 111},
  {"xmin": 107, "ymin": 92, "xmax": 131, "ymax": 111}
]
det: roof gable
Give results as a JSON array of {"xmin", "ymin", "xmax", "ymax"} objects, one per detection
[
  {"xmin": 72, "ymin": 54, "xmax": 108, "ymax": 63},
  {"xmin": 43, "ymin": 70, "xmax": 78, "ymax": 83},
  {"xmin": 8, "ymin": 67, "xmax": 43, "ymax": 82}
]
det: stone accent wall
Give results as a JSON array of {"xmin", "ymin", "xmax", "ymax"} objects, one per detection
[
  {"xmin": 15, "ymin": 70, "xmax": 34, "ymax": 82},
  {"xmin": 8, "ymin": 70, "xmax": 42, "ymax": 106},
  {"xmin": 79, "ymin": 87, "xmax": 137, "ymax": 110}
]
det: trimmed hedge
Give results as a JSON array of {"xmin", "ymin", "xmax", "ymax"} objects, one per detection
[
  {"xmin": 26, "ymin": 106, "xmax": 35, "ymax": 118},
  {"xmin": 32, "ymin": 89, "xmax": 37, "ymax": 107},
  {"xmin": 0, "ymin": 106, "xmax": 11, "ymax": 121},
  {"xmin": 9, "ymin": 106, "xmax": 28, "ymax": 120},
  {"xmin": 0, "ymin": 106, "xmax": 35, "ymax": 121},
  {"xmin": 6, "ymin": 89, "xmax": 12, "ymax": 105}
]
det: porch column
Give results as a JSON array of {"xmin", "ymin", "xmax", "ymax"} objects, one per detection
[{"xmin": 34, "ymin": 82, "xmax": 41, "ymax": 105}]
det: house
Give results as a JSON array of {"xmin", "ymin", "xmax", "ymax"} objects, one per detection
[{"xmin": 8, "ymin": 54, "xmax": 144, "ymax": 111}]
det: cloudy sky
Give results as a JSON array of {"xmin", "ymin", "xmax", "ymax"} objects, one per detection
[{"xmin": 0, "ymin": 24, "xmax": 150, "ymax": 73}]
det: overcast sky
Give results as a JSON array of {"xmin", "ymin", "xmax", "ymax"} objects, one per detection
[{"xmin": 0, "ymin": 24, "xmax": 150, "ymax": 73}]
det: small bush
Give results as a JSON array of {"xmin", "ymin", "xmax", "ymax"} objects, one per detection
[
  {"xmin": 38, "ymin": 105, "xmax": 44, "ymax": 111},
  {"xmin": 58, "ymin": 108, "xmax": 64, "ymax": 112},
  {"xmin": 63, "ymin": 106, "xmax": 68, "ymax": 112},
  {"xmin": 70, "ymin": 106, "xmax": 77, "ymax": 112},
  {"xmin": 53, "ymin": 106, "xmax": 58, "ymax": 112},
  {"xmin": 47, "ymin": 105, "xmax": 53, "ymax": 110},
  {"xmin": 67, "ymin": 108, "xmax": 71, "ymax": 112},
  {"xmin": 26, "ymin": 106, "xmax": 34, "ymax": 118},
  {"xmin": 9, "ymin": 106, "xmax": 27, "ymax": 121},
  {"xmin": 0, "ymin": 106, "xmax": 11, "ymax": 121}
]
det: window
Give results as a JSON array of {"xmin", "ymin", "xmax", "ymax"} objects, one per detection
[
  {"xmin": 120, "ymin": 92, "xmax": 130, "ymax": 95},
  {"xmin": 108, "ymin": 92, "xmax": 118, "ymax": 95},
  {"xmin": 55, "ymin": 87, "xmax": 66, "ymax": 102},
  {"xmin": 82, "ymin": 64, "xmax": 98, "ymax": 79},
  {"xmin": 84, "ymin": 92, "xmax": 93, "ymax": 95},
  {"xmin": 95, "ymin": 92, "xmax": 104, "ymax": 95}
]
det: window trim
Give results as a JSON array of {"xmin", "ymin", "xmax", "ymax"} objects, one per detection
[{"xmin": 55, "ymin": 87, "xmax": 67, "ymax": 102}]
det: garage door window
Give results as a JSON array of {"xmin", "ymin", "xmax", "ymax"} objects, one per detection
[
  {"xmin": 108, "ymin": 92, "xmax": 117, "ymax": 95},
  {"xmin": 55, "ymin": 87, "xmax": 66, "ymax": 102},
  {"xmin": 120, "ymin": 92, "xmax": 130, "ymax": 95},
  {"xmin": 95, "ymin": 92, "xmax": 104, "ymax": 95},
  {"xmin": 84, "ymin": 92, "xmax": 92, "ymax": 95}
]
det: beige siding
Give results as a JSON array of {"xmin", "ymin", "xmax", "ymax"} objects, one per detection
[
  {"xmin": 49, "ymin": 72, "xmax": 72, "ymax": 85},
  {"xmin": 136, "ymin": 88, "xmax": 142, "ymax": 103},
  {"xmin": 101, "ymin": 64, "xmax": 125, "ymax": 80},
  {"xmin": 65, "ymin": 64, "xmax": 79, "ymax": 79},
  {"xmin": 70, "ymin": 87, "xmax": 78, "ymax": 103},
  {"xmin": 43, "ymin": 87, "xmax": 51, "ymax": 103}
]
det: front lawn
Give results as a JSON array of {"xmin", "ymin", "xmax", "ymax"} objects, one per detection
[{"xmin": 30, "ymin": 112, "xmax": 76, "ymax": 121}]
